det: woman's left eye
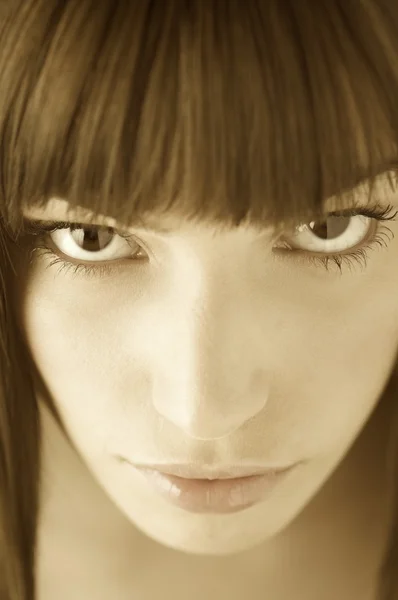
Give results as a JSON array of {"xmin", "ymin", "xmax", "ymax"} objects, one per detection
[{"xmin": 273, "ymin": 203, "xmax": 398, "ymax": 273}]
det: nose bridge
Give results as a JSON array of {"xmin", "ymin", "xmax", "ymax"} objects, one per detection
[{"xmin": 152, "ymin": 271, "xmax": 269, "ymax": 440}]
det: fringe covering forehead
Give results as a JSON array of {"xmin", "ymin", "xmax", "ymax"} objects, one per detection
[{"xmin": 0, "ymin": 0, "xmax": 397, "ymax": 235}]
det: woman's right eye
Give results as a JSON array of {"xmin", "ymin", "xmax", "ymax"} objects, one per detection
[
  {"xmin": 47, "ymin": 224, "xmax": 146, "ymax": 263},
  {"xmin": 22, "ymin": 220, "xmax": 149, "ymax": 280}
]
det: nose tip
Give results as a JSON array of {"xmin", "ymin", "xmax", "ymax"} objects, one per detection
[{"xmin": 152, "ymin": 371, "xmax": 269, "ymax": 441}]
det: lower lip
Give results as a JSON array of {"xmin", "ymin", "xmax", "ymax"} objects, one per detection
[{"xmin": 130, "ymin": 466, "xmax": 295, "ymax": 514}]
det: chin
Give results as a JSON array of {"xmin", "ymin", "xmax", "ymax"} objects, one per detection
[
  {"xmin": 127, "ymin": 505, "xmax": 281, "ymax": 556},
  {"xmin": 135, "ymin": 523, "xmax": 268, "ymax": 556}
]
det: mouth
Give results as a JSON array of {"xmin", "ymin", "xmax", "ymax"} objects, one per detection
[
  {"xmin": 130, "ymin": 462, "xmax": 295, "ymax": 479},
  {"xmin": 122, "ymin": 459, "xmax": 300, "ymax": 514}
]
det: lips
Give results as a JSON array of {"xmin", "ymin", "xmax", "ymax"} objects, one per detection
[{"xmin": 125, "ymin": 462, "xmax": 298, "ymax": 513}]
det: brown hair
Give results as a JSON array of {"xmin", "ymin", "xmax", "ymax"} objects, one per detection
[{"xmin": 0, "ymin": 1, "xmax": 397, "ymax": 598}]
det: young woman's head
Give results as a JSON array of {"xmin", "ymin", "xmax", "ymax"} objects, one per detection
[{"xmin": 1, "ymin": 1, "xmax": 398, "ymax": 598}]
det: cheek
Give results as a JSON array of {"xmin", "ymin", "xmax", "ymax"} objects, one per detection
[
  {"xmin": 284, "ymin": 319, "xmax": 398, "ymax": 453},
  {"xmin": 21, "ymin": 285, "xmax": 130, "ymax": 423}
]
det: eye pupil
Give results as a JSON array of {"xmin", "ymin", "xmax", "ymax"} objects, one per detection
[
  {"xmin": 70, "ymin": 226, "xmax": 114, "ymax": 252},
  {"xmin": 309, "ymin": 216, "xmax": 350, "ymax": 241}
]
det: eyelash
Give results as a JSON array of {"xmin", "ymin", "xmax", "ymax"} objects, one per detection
[
  {"xmin": 290, "ymin": 203, "xmax": 398, "ymax": 274},
  {"xmin": 25, "ymin": 222, "xmax": 142, "ymax": 280},
  {"xmin": 22, "ymin": 203, "xmax": 398, "ymax": 279}
]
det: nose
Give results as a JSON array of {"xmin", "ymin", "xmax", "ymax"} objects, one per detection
[
  {"xmin": 151, "ymin": 303, "xmax": 269, "ymax": 441},
  {"xmin": 152, "ymin": 368, "xmax": 269, "ymax": 440}
]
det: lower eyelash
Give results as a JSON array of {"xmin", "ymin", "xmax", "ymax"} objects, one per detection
[{"xmin": 30, "ymin": 246, "xmax": 123, "ymax": 280}]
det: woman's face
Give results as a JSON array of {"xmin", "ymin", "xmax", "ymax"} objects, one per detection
[{"xmin": 19, "ymin": 187, "xmax": 398, "ymax": 555}]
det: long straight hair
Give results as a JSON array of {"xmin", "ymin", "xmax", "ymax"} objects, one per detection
[{"xmin": 0, "ymin": 1, "xmax": 397, "ymax": 598}]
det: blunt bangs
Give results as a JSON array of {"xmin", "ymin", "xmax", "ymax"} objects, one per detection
[{"xmin": 0, "ymin": 0, "xmax": 397, "ymax": 237}]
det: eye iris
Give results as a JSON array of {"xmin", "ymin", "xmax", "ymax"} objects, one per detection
[
  {"xmin": 308, "ymin": 215, "xmax": 350, "ymax": 241},
  {"xmin": 70, "ymin": 226, "xmax": 114, "ymax": 253}
]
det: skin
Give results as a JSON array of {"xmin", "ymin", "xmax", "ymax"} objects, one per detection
[{"xmin": 17, "ymin": 184, "xmax": 398, "ymax": 557}]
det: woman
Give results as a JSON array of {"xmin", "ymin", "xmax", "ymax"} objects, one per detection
[{"xmin": 0, "ymin": 1, "xmax": 397, "ymax": 598}]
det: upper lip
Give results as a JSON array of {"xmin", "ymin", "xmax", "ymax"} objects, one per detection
[{"xmin": 128, "ymin": 462, "xmax": 297, "ymax": 480}]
